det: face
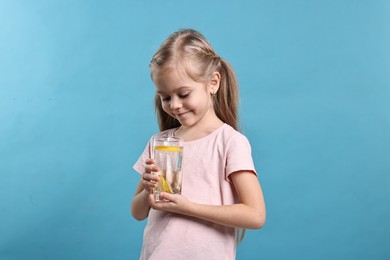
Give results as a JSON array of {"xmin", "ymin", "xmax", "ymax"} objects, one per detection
[{"xmin": 153, "ymin": 69, "xmax": 218, "ymax": 128}]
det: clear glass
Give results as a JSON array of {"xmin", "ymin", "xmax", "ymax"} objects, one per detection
[{"xmin": 151, "ymin": 136, "xmax": 183, "ymax": 201}]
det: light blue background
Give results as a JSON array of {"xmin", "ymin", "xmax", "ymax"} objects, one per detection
[{"xmin": 1, "ymin": 0, "xmax": 389, "ymax": 259}]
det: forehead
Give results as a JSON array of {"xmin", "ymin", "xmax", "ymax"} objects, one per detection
[
  {"xmin": 154, "ymin": 67, "xmax": 188, "ymax": 81},
  {"xmin": 153, "ymin": 68, "xmax": 199, "ymax": 91}
]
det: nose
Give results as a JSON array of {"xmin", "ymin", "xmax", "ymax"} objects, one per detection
[{"xmin": 170, "ymin": 96, "xmax": 182, "ymax": 110}]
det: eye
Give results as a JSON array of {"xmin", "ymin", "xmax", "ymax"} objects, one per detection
[
  {"xmin": 161, "ymin": 96, "xmax": 171, "ymax": 102},
  {"xmin": 178, "ymin": 93, "xmax": 190, "ymax": 99}
]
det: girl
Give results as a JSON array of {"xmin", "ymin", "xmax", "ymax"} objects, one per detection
[{"xmin": 131, "ymin": 29, "xmax": 266, "ymax": 260}]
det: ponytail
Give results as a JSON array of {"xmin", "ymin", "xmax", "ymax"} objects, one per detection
[{"xmin": 214, "ymin": 58, "xmax": 239, "ymax": 131}]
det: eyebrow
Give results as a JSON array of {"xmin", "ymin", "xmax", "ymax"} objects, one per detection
[{"xmin": 156, "ymin": 87, "xmax": 191, "ymax": 95}]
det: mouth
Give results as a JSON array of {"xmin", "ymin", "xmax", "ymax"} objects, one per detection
[{"xmin": 175, "ymin": 111, "xmax": 189, "ymax": 118}]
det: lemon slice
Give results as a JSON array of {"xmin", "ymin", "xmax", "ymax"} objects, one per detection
[
  {"xmin": 154, "ymin": 146, "xmax": 181, "ymax": 152},
  {"xmin": 158, "ymin": 176, "xmax": 172, "ymax": 193}
]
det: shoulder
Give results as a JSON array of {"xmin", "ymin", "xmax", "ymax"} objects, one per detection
[
  {"xmin": 219, "ymin": 124, "xmax": 251, "ymax": 146},
  {"xmin": 221, "ymin": 124, "xmax": 256, "ymax": 176}
]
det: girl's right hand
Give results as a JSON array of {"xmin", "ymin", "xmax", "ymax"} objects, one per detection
[{"xmin": 142, "ymin": 158, "xmax": 160, "ymax": 193}]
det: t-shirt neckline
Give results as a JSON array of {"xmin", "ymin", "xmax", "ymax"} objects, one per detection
[{"xmin": 170, "ymin": 123, "xmax": 227, "ymax": 145}]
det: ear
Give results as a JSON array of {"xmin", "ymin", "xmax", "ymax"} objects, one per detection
[{"xmin": 208, "ymin": 72, "xmax": 221, "ymax": 95}]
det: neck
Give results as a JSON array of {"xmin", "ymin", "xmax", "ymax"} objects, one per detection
[{"xmin": 175, "ymin": 115, "xmax": 223, "ymax": 141}]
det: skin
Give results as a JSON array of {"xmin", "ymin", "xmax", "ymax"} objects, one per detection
[{"xmin": 131, "ymin": 68, "xmax": 266, "ymax": 229}]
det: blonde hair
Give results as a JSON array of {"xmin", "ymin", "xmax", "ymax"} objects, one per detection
[{"xmin": 150, "ymin": 29, "xmax": 239, "ymax": 131}]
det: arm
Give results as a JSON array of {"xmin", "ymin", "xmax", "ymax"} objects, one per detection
[
  {"xmin": 130, "ymin": 159, "xmax": 160, "ymax": 221},
  {"xmin": 149, "ymin": 170, "xmax": 266, "ymax": 229},
  {"xmin": 130, "ymin": 180, "xmax": 151, "ymax": 221}
]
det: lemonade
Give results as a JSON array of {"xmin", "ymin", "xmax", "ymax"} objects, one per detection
[
  {"xmin": 154, "ymin": 145, "xmax": 183, "ymax": 194},
  {"xmin": 152, "ymin": 137, "xmax": 183, "ymax": 201}
]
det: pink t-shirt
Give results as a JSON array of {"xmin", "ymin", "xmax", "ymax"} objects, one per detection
[{"xmin": 133, "ymin": 123, "xmax": 257, "ymax": 260}]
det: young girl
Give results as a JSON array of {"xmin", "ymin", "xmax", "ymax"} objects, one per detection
[{"xmin": 131, "ymin": 29, "xmax": 266, "ymax": 260}]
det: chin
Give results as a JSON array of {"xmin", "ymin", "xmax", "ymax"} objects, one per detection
[{"xmin": 177, "ymin": 119, "xmax": 192, "ymax": 127}]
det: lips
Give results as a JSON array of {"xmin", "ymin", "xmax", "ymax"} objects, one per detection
[{"xmin": 175, "ymin": 111, "xmax": 189, "ymax": 118}]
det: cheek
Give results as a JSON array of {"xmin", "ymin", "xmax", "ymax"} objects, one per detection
[
  {"xmin": 161, "ymin": 103, "xmax": 168, "ymax": 110},
  {"xmin": 161, "ymin": 103, "xmax": 172, "ymax": 114}
]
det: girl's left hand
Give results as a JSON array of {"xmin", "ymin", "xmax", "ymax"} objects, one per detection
[{"xmin": 149, "ymin": 192, "xmax": 193, "ymax": 215}]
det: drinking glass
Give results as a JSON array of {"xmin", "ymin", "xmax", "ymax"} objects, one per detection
[{"xmin": 151, "ymin": 136, "xmax": 183, "ymax": 201}]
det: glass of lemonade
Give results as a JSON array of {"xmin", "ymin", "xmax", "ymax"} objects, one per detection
[{"xmin": 151, "ymin": 136, "xmax": 183, "ymax": 201}]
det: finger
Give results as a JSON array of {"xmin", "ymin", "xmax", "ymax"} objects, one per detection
[
  {"xmin": 145, "ymin": 165, "xmax": 160, "ymax": 173},
  {"xmin": 149, "ymin": 194, "xmax": 169, "ymax": 210},
  {"xmin": 143, "ymin": 172, "xmax": 159, "ymax": 182},
  {"xmin": 142, "ymin": 174, "xmax": 158, "ymax": 191},
  {"xmin": 143, "ymin": 181, "xmax": 156, "ymax": 191},
  {"xmin": 146, "ymin": 158, "xmax": 155, "ymax": 165},
  {"xmin": 159, "ymin": 192, "xmax": 175, "ymax": 202},
  {"xmin": 144, "ymin": 165, "xmax": 153, "ymax": 173},
  {"xmin": 148, "ymin": 194, "xmax": 159, "ymax": 208}
]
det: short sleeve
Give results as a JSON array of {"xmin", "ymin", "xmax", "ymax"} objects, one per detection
[
  {"xmin": 225, "ymin": 132, "xmax": 257, "ymax": 179},
  {"xmin": 133, "ymin": 138, "xmax": 152, "ymax": 175},
  {"xmin": 133, "ymin": 129, "xmax": 175, "ymax": 175}
]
